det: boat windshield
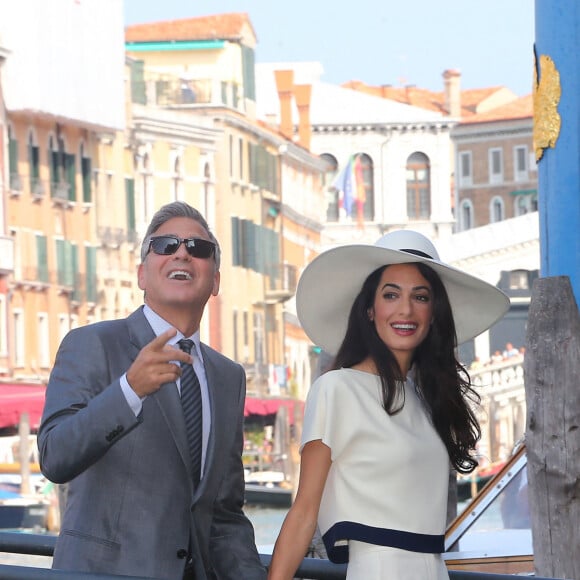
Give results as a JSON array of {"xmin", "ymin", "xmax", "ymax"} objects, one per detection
[{"xmin": 445, "ymin": 446, "xmax": 533, "ymax": 560}]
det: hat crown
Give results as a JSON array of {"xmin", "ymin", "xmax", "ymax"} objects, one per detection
[{"xmin": 375, "ymin": 230, "xmax": 440, "ymax": 261}]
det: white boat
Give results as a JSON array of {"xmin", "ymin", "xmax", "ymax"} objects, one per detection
[{"xmin": 244, "ymin": 469, "xmax": 293, "ymax": 507}]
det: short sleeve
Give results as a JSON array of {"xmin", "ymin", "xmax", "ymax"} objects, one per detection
[
  {"xmin": 300, "ymin": 377, "xmax": 326, "ymax": 451},
  {"xmin": 300, "ymin": 371, "xmax": 352, "ymax": 459}
]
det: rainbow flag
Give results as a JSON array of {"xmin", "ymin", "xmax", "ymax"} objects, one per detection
[
  {"xmin": 333, "ymin": 156, "xmax": 355, "ymax": 216},
  {"xmin": 333, "ymin": 155, "xmax": 366, "ymax": 226}
]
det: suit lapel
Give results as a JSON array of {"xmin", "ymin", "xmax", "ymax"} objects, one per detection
[{"xmin": 127, "ymin": 308, "xmax": 195, "ymax": 481}]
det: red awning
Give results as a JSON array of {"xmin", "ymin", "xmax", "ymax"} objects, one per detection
[
  {"xmin": 0, "ymin": 384, "xmax": 46, "ymax": 430},
  {"xmin": 244, "ymin": 397, "xmax": 304, "ymax": 424}
]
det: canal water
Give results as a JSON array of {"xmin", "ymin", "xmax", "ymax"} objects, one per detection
[{"xmin": 245, "ymin": 504, "xmax": 287, "ymax": 549}]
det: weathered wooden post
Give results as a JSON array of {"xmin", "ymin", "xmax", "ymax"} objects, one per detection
[
  {"xmin": 525, "ymin": 278, "xmax": 580, "ymax": 579},
  {"xmin": 526, "ymin": 2, "xmax": 580, "ymax": 577}
]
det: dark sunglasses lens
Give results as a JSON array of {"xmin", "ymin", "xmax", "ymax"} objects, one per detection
[
  {"xmin": 185, "ymin": 239, "xmax": 215, "ymax": 259},
  {"xmin": 150, "ymin": 236, "xmax": 180, "ymax": 255}
]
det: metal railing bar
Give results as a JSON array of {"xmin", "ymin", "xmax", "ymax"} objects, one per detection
[
  {"xmin": 0, "ymin": 533, "xmax": 562, "ymax": 580},
  {"xmin": 0, "ymin": 565, "xmax": 151, "ymax": 580}
]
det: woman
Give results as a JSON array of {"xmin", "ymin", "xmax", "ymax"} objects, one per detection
[{"xmin": 267, "ymin": 230, "xmax": 510, "ymax": 579}]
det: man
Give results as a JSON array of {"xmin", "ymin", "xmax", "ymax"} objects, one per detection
[{"xmin": 38, "ymin": 202, "xmax": 266, "ymax": 579}]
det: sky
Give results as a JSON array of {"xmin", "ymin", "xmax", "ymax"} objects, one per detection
[{"xmin": 124, "ymin": 0, "xmax": 535, "ymax": 97}]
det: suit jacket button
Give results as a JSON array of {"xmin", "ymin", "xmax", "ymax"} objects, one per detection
[{"xmin": 176, "ymin": 549, "xmax": 188, "ymax": 559}]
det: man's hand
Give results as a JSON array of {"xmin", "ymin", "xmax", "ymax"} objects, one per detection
[{"xmin": 126, "ymin": 328, "xmax": 191, "ymax": 397}]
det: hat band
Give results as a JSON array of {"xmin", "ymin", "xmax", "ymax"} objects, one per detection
[{"xmin": 400, "ymin": 248, "xmax": 433, "ymax": 259}]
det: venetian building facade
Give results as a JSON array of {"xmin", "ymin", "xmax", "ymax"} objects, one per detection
[
  {"xmin": 256, "ymin": 62, "xmax": 456, "ymax": 251},
  {"xmin": 0, "ymin": 0, "xmax": 125, "ymax": 384},
  {"xmin": 125, "ymin": 14, "xmax": 327, "ymax": 397}
]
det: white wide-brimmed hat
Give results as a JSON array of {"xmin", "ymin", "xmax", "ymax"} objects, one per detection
[{"xmin": 296, "ymin": 230, "xmax": 510, "ymax": 355}]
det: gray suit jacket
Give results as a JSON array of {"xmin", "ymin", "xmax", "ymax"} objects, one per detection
[{"xmin": 38, "ymin": 307, "xmax": 266, "ymax": 580}]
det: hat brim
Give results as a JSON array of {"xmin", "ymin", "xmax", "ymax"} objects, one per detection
[{"xmin": 296, "ymin": 244, "xmax": 511, "ymax": 355}]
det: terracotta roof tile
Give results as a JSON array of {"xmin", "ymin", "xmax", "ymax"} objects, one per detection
[
  {"xmin": 341, "ymin": 80, "xmax": 519, "ymax": 118},
  {"xmin": 459, "ymin": 94, "xmax": 533, "ymax": 124},
  {"xmin": 125, "ymin": 13, "xmax": 255, "ymax": 43}
]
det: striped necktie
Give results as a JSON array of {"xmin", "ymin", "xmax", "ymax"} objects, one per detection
[{"xmin": 178, "ymin": 339, "xmax": 203, "ymax": 485}]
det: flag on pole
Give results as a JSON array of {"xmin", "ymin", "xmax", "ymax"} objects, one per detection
[
  {"xmin": 332, "ymin": 155, "xmax": 366, "ymax": 227},
  {"xmin": 353, "ymin": 155, "xmax": 366, "ymax": 227},
  {"xmin": 332, "ymin": 157, "xmax": 355, "ymax": 216}
]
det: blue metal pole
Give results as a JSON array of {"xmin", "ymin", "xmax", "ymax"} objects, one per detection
[{"xmin": 535, "ymin": 0, "xmax": 580, "ymax": 306}]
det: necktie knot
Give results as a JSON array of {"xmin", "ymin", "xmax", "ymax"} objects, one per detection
[{"xmin": 178, "ymin": 338, "xmax": 194, "ymax": 355}]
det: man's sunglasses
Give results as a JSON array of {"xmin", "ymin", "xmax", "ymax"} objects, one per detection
[{"xmin": 147, "ymin": 235, "xmax": 216, "ymax": 259}]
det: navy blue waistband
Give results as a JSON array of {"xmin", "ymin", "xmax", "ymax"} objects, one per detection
[{"xmin": 322, "ymin": 521, "xmax": 445, "ymax": 564}]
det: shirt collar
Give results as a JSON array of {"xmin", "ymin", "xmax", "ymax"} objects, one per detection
[{"xmin": 142, "ymin": 304, "xmax": 202, "ymax": 357}]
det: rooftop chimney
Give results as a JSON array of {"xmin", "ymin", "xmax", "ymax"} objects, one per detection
[
  {"xmin": 293, "ymin": 84, "xmax": 312, "ymax": 151},
  {"xmin": 274, "ymin": 70, "xmax": 295, "ymax": 140},
  {"xmin": 443, "ymin": 69, "xmax": 461, "ymax": 118}
]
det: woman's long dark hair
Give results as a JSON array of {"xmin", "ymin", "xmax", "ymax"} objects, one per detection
[{"xmin": 332, "ymin": 263, "xmax": 481, "ymax": 474}]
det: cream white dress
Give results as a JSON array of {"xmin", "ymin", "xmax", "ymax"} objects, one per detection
[{"xmin": 301, "ymin": 368, "xmax": 450, "ymax": 580}]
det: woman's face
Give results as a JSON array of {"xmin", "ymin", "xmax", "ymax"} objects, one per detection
[{"xmin": 368, "ymin": 263, "xmax": 434, "ymax": 374}]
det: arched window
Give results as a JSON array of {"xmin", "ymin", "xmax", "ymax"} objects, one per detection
[
  {"xmin": 490, "ymin": 196, "xmax": 504, "ymax": 223},
  {"xmin": 320, "ymin": 153, "xmax": 339, "ymax": 222},
  {"xmin": 406, "ymin": 152, "xmax": 430, "ymax": 220},
  {"xmin": 460, "ymin": 199, "xmax": 474, "ymax": 231}
]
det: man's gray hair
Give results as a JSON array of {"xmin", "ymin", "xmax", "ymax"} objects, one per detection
[{"xmin": 140, "ymin": 201, "xmax": 221, "ymax": 269}]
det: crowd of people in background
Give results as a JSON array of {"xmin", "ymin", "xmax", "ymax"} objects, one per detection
[{"xmin": 469, "ymin": 342, "xmax": 525, "ymax": 370}]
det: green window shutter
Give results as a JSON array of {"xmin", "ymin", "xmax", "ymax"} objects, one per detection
[
  {"xmin": 268, "ymin": 153, "xmax": 278, "ymax": 194},
  {"xmin": 251, "ymin": 146, "xmax": 277, "ymax": 191},
  {"xmin": 49, "ymin": 149, "xmax": 58, "ymax": 196},
  {"xmin": 254, "ymin": 225, "xmax": 268, "ymax": 274},
  {"xmin": 269, "ymin": 228, "xmax": 279, "ymax": 281},
  {"xmin": 231, "ymin": 216, "xmax": 241, "ymax": 266},
  {"xmin": 81, "ymin": 157, "xmax": 92, "ymax": 203},
  {"xmin": 9, "ymin": 136, "xmax": 20, "ymax": 190},
  {"xmin": 28, "ymin": 142, "xmax": 40, "ymax": 191},
  {"xmin": 249, "ymin": 143, "xmax": 257, "ymax": 186},
  {"xmin": 241, "ymin": 46, "xmax": 256, "ymax": 101},
  {"xmin": 242, "ymin": 219, "xmax": 255, "ymax": 270},
  {"xmin": 257, "ymin": 147, "xmax": 267, "ymax": 189},
  {"xmin": 65, "ymin": 153, "xmax": 76, "ymax": 201},
  {"xmin": 131, "ymin": 60, "xmax": 146, "ymax": 105},
  {"xmin": 56, "ymin": 239, "xmax": 66, "ymax": 285},
  {"xmin": 36, "ymin": 235, "xmax": 49, "ymax": 283},
  {"xmin": 8, "ymin": 136, "xmax": 18, "ymax": 175},
  {"xmin": 125, "ymin": 178, "xmax": 136, "ymax": 238},
  {"xmin": 86, "ymin": 246, "xmax": 97, "ymax": 303},
  {"xmin": 57, "ymin": 240, "xmax": 76, "ymax": 289},
  {"xmin": 31, "ymin": 146, "xmax": 40, "ymax": 178},
  {"xmin": 70, "ymin": 243, "xmax": 80, "ymax": 300}
]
